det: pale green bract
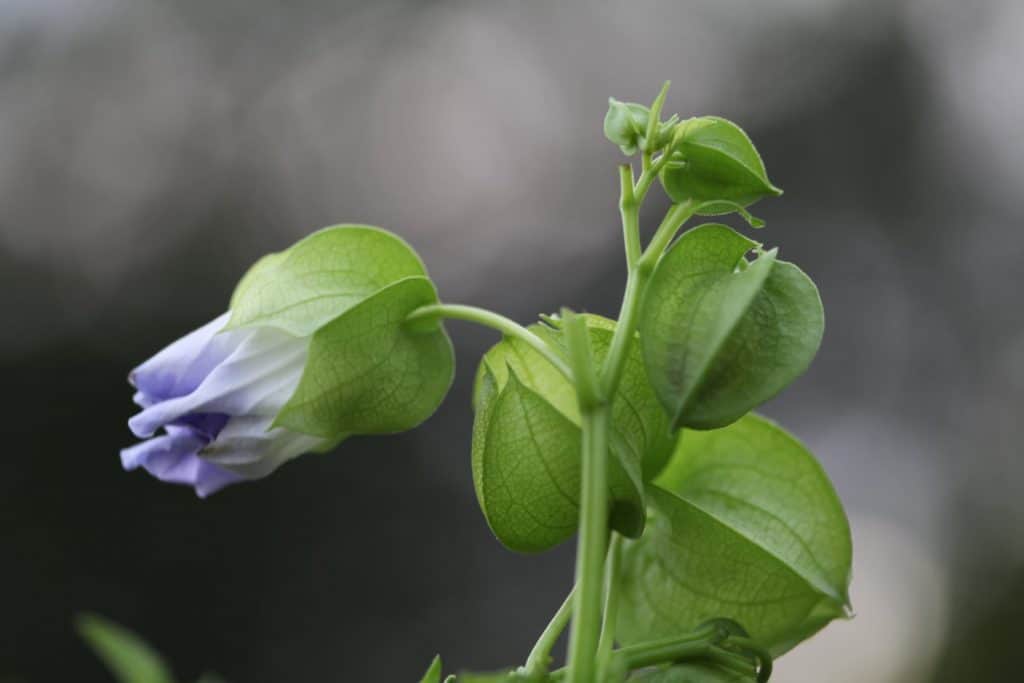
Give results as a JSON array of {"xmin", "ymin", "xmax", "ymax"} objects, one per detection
[
  {"xmin": 639, "ymin": 224, "xmax": 824, "ymax": 430},
  {"xmin": 471, "ymin": 315, "xmax": 674, "ymax": 552},
  {"xmin": 225, "ymin": 224, "xmax": 454, "ymax": 442},
  {"xmin": 227, "ymin": 224, "xmax": 428, "ymax": 336},
  {"xmin": 616, "ymin": 414, "xmax": 852, "ymax": 656},
  {"xmin": 274, "ymin": 276, "xmax": 454, "ymax": 439}
]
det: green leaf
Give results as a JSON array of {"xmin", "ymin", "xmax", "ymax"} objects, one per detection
[
  {"xmin": 659, "ymin": 117, "xmax": 781, "ymax": 211},
  {"xmin": 639, "ymin": 224, "xmax": 824, "ymax": 430},
  {"xmin": 227, "ymin": 225, "xmax": 428, "ymax": 336},
  {"xmin": 472, "ymin": 315, "xmax": 673, "ymax": 552},
  {"xmin": 616, "ymin": 414, "xmax": 852, "ymax": 656},
  {"xmin": 274, "ymin": 276, "xmax": 454, "ymax": 440},
  {"xmin": 76, "ymin": 613, "xmax": 175, "ymax": 683},
  {"xmin": 629, "ymin": 662, "xmax": 754, "ymax": 682},
  {"xmin": 420, "ymin": 655, "xmax": 443, "ymax": 683}
]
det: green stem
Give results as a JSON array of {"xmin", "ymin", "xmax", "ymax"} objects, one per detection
[
  {"xmin": 637, "ymin": 199, "xmax": 697, "ymax": 273},
  {"xmin": 619, "ymin": 165, "xmax": 640, "ymax": 268},
  {"xmin": 523, "ymin": 587, "xmax": 576, "ymax": 678},
  {"xmin": 565, "ymin": 405, "xmax": 610, "ymax": 683},
  {"xmin": 614, "ymin": 624, "xmax": 720, "ymax": 670},
  {"xmin": 405, "ymin": 303, "xmax": 573, "ymax": 382},
  {"xmin": 549, "ymin": 627, "xmax": 723, "ymax": 681},
  {"xmin": 594, "ymin": 533, "xmax": 622, "ymax": 678},
  {"xmin": 600, "ymin": 267, "xmax": 645, "ymax": 398},
  {"xmin": 562, "ymin": 310, "xmax": 609, "ymax": 683}
]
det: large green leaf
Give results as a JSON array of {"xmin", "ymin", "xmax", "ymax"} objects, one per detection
[
  {"xmin": 616, "ymin": 415, "xmax": 851, "ymax": 656},
  {"xmin": 639, "ymin": 224, "xmax": 823, "ymax": 430},
  {"xmin": 227, "ymin": 225, "xmax": 428, "ymax": 336},
  {"xmin": 659, "ymin": 117, "xmax": 781, "ymax": 214},
  {"xmin": 76, "ymin": 614, "xmax": 175, "ymax": 683},
  {"xmin": 472, "ymin": 315, "xmax": 674, "ymax": 552},
  {"xmin": 274, "ymin": 276, "xmax": 454, "ymax": 439}
]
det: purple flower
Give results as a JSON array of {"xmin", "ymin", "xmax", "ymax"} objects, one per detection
[{"xmin": 122, "ymin": 313, "xmax": 326, "ymax": 497}]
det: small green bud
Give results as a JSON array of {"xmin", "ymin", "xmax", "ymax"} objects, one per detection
[
  {"xmin": 604, "ymin": 98, "xmax": 650, "ymax": 155},
  {"xmin": 604, "ymin": 98, "xmax": 679, "ymax": 156}
]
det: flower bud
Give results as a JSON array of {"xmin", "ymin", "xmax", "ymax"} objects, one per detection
[
  {"xmin": 121, "ymin": 225, "xmax": 454, "ymax": 496},
  {"xmin": 604, "ymin": 98, "xmax": 651, "ymax": 155}
]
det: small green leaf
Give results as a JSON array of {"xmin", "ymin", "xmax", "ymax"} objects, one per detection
[
  {"xmin": 616, "ymin": 414, "xmax": 852, "ymax": 656},
  {"xmin": 420, "ymin": 655, "xmax": 443, "ymax": 683},
  {"xmin": 274, "ymin": 276, "xmax": 454, "ymax": 440},
  {"xmin": 227, "ymin": 225, "xmax": 428, "ymax": 336},
  {"xmin": 639, "ymin": 224, "xmax": 824, "ymax": 430},
  {"xmin": 629, "ymin": 662, "xmax": 755, "ymax": 682},
  {"xmin": 76, "ymin": 613, "xmax": 175, "ymax": 683},
  {"xmin": 659, "ymin": 117, "xmax": 781, "ymax": 210}
]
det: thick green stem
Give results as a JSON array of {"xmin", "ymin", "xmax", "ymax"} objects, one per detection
[
  {"xmin": 565, "ymin": 405, "xmax": 610, "ymax": 683},
  {"xmin": 523, "ymin": 587, "xmax": 576, "ymax": 678},
  {"xmin": 405, "ymin": 303, "xmax": 573, "ymax": 382}
]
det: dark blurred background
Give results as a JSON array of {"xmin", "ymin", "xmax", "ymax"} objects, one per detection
[{"xmin": 2, "ymin": 1, "xmax": 1022, "ymax": 681}]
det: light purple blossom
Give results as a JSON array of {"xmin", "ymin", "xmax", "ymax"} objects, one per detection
[{"xmin": 122, "ymin": 313, "xmax": 325, "ymax": 497}]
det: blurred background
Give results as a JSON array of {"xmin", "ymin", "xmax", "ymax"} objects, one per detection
[{"xmin": 1, "ymin": 0, "xmax": 1022, "ymax": 681}]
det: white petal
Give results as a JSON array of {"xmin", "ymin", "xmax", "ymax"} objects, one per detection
[{"xmin": 199, "ymin": 414, "xmax": 328, "ymax": 479}]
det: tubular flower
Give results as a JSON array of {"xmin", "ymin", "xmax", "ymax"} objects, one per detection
[{"xmin": 120, "ymin": 225, "xmax": 455, "ymax": 497}]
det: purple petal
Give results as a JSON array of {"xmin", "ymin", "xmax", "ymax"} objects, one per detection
[
  {"xmin": 121, "ymin": 427, "xmax": 243, "ymax": 497},
  {"xmin": 129, "ymin": 312, "xmax": 234, "ymax": 402}
]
